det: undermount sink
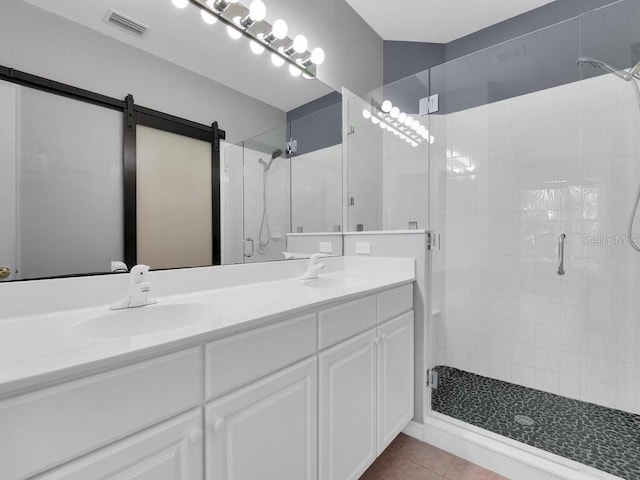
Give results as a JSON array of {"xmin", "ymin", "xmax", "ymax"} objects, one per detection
[
  {"xmin": 302, "ymin": 276, "xmax": 367, "ymax": 289},
  {"xmin": 70, "ymin": 303, "xmax": 216, "ymax": 339}
]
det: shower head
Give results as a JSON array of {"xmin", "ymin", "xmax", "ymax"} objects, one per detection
[
  {"xmin": 259, "ymin": 148, "xmax": 284, "ymax": 171},
  {"xmin": 577, "ymin": 56, "xmax": 640, "ymax": 81}
]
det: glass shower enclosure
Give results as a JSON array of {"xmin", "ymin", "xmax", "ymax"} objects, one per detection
[{"xmin": 347, "ymin": 1, "xmax": 640, "ymax": 478}]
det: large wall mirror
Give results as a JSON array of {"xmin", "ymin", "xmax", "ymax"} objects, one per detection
[{"xmin": 0, "ymin": 0, "xmax": 342, "ymax": 281}]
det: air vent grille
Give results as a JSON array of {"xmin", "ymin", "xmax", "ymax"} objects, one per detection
[{"xmin": 104, "ymin": 9, "xmax": 149, "ymax": 37}]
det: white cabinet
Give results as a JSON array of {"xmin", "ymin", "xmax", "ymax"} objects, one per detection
[
  {"xmin": 318, "ymin": 310, "xmax": 415, "ymax": 480},
  {"xmin": 376, "ymin": 312, "xmax": 414, "ymax": 454},
  {"xmin": 35, "ymin": 410, "xmax": 203, "ymax": 480},
  {"xmin": 205, "ymin": 358, "xmax": 318, "ymax": 480},
  {"xmin": 319, "ymin": 330, "xmax": 378, "ymax": 480}
]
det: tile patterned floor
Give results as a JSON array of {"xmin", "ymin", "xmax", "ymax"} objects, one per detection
[
  {"xmin": 359, "ymin": 433, "xmax": 509, "ymax": 480},
  {"xmin": 431, "ymin": 366, "xmax": 640, "ymax": 480}
]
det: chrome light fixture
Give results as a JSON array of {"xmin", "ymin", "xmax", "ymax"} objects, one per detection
[
  {"xmin": 361, "ymin": 99, "xmax": 435, "ymax": 148},
  {"xmin": 174, "ymin": 0, "xmax": 325, "ymax": 79}
]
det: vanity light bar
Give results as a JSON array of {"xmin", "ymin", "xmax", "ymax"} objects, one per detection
[
  {"xmin": 175, "ymin": 0, "xmax": 325, "ymax": 79},
  {"xmin": 361, "ymin": 100, "xmax": 435, "ymax": 147}
]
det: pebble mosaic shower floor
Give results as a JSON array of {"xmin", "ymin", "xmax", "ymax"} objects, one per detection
[{"xmin": 431, "ymin": 366, "xmax": 640, "ymax": 480}]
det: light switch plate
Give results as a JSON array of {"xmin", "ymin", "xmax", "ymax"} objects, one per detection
[
  {"xmin": 356, "ymin": 242, "xmax": 371, "ymax": 255},
  {"xmin": 319, "ymin": 242, "xmax": 333, "ymax": 253}
]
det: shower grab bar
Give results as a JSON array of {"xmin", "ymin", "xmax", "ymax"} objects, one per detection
[
  {"xmin": 557, "ymin": 233, "xmax": 566, "ymax": 276},
  {"xmin": 244, "ymin": 237, "xmax": 254, "ymax": 258}
]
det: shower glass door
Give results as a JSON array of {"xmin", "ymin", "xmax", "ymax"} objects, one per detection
[
  {"xmin": 241, "ymin": 126, "xmax": 290, "ymax": 264},
  {"xmin": 428, "ymin": 1, "xmax": 640, "ymax": 477}
]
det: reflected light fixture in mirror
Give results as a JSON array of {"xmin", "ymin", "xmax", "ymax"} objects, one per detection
[
  {"xmin": 360, "ymin": 99, "xmax": 434, "ymax": 147},
  {"xmin": 174, "ymin": 0, "xmax": 325, "ymax": 79}
]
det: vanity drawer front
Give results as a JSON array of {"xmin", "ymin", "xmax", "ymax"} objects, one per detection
[
  {"xmin": 318, "ymin": 295, "xmax": 377, "ymax": 350},
  {"xmin": 0, "ymin": 347, "xmax": 202, "ymax": 480},
  {"xmin": 205, "ymin": 313, "xmax": 316, "ymax": 399},
  {"xmin": 377, "ymin": 283, "xmax": 413, "ymax": 324}
]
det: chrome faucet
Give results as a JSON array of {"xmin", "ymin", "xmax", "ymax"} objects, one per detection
[{"xmin": 110, "ymin": 264, "xmax": 157, "ymax": 310}]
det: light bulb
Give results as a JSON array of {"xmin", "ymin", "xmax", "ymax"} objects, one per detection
[
  {"xmin": 249, "ymin": 0, "xmax": 266, "ymax": 21},
  {"xmin": 310, "ymin": 47, "xmax": 325, "ymax": 65},
  {"xmin": 172, "ymin": 0, "xmax": 189, "ymax": 8},
  {"xmin": 271, "ymin": 48, "xmax": 285, "ymax": 67},
  {"xmin": 393, "ymin": 130, "xmax": 399, "ymax": 136},
  {"xmin": 398, "ymin": 112, "xmax": 407, "ymax": 123},
  {"xmin": 272, "ymin": 19, "xmax": 288, "ymax": 39},
  {"xmin": 201, "ymin": 0, "xmax": 217, "ymax": 24},
  {"xmin": 411, "ymin": 141, "xmax": 418, "ymax": 148},
  {"xmin": 404, "ymin": 116, "xmax": 414, "ymax": 127},
  {"xmin": 371, "ymin": 117, "xmax": 380, "ymax": 125},
  {"xmin": 421, "ymin": 130, "xmax": 429, "ymax": 139},
  {"xmin": 412, "ymin": 120, "xmax": 420, "ymax": 130},
  {"xmin": 429, "ymin": 136, "xmax": 435, "ymax": 144},
  {"xmin": 289, "ymin": 64, "xmax": 302, "ymax": 77},
  {"xmin": 390, "ymin": 107, "xmax": 400, "ymax": 118},
  {"xmin": 250, "ymin": 40, "xmax": 264, "ymax": 55},
  {"xmin": 293, "ymin": 35, "xmax": 308, "ymax": 53},
  {"xmin": 381, "ymin": 100, "xmax": 392, "ymax": 113},
  {"xmin": 227, "ymin": 17, "xmax": 242, "ymax": 39},
  {"xmin": 362, "ymin": 109, "xmax": 371, "ymax": 119}
]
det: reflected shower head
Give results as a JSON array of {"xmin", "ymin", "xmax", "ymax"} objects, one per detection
[
  {"xmin": 577, "ymin": 56, "xmax": 640, "ymax": 81},
  {"xmin": 259, "ymin": 148, "xmax": 284, "ymax": 171}
]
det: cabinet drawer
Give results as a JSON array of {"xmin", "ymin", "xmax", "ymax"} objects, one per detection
[
  {"xmin": 318, "ymin": 296, "xmax": 376, "ymax": 350},
  {"xmin": 34, "ymin": 410, "xmax": 203, "ymax": 480},
  {"xmin": 0, "ymin": 347, "xmax": 202, "ymax": 480},
  {"xmin": 377, "ymin": 284, "xmax": 413, "ymax": 324},
  {"xmin": 205, "ymin": 313, "xmax": 316, "ymax": 399}
]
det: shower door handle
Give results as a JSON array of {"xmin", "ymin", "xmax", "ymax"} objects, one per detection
[
  {"xmin": 244, "ymin": 237, "xmax": 254, "ymax": 258},
  {"xmin": 557, "ymin": 234, "xmax": 566, "ymax": 276}
]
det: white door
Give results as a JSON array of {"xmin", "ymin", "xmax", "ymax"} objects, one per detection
[
  {"xmin": 0, "ymin": 81, "xmax": 18, "ymax": 281},
  {"xmin": 36, "ymin": 410, "xmax": 203, "ymax": 480},
  {"xmin": 319, "ymin": 329, "xmax": 377, "ymax": 480},
  {"xmin": 205, "ymin": 358, "xmax": 317, "ymax": 480},
  {"xmin": 377, "ymin": 312, "xmax": 414, "ymax": 454}
]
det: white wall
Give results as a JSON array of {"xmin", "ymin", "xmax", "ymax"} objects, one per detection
[{"xmin": 430, "ymin": 73, "xmax": 640, "ymax": 414}]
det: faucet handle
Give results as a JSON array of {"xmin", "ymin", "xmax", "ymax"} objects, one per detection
[
  {"xmin": 129, "ymin": 264, "xmax": 150, "ymax": 286},
  {"xmin": 309, "ymin": 253, "xmax": 326, "ymax": 265}
]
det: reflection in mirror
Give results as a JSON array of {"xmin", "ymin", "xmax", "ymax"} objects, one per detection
[
  {"xmin": 0, "ymin": 0, "xmax": 342, "ymax": 281},
  {"xmin": 347, "ymin": 72, "xmax": 430, "ymax": 232}
]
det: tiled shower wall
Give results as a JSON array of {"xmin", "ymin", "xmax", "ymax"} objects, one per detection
[{"xmin": 430, "ymin": 72, "xmax": 640, "ymax": 414}]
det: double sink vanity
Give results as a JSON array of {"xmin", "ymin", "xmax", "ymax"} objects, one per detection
[{"xmin": 0, "ymin": 256, "xmax": 416, "ymax": 480}]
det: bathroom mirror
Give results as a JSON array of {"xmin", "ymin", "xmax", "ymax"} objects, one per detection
[{"xmin": 0, "ymin": 0, "xmax": 342, "ymax": 281}]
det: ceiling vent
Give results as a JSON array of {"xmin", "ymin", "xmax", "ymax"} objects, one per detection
[{"xmin": 104, "ymin": 9, "xmax": 149, "ymax": 38}]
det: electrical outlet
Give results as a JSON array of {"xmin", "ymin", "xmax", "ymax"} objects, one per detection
[
  {"xmin": 355, "ymin": 242, "xmax": 371, "ymax": 255},
  {"xmin": 319, "ymin": 242, "xmax": 332, "ymax": 253}
]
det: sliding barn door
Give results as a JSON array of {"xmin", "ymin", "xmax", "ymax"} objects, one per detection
[{"xmin": 136, "ymin": 125, "xmax": 212, "ymax": 269}]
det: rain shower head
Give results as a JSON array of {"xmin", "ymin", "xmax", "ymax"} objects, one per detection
[
  {"xmin": 259, "ymin": 148, "xmax": 284, "ymax": 171},
  {"xmin": 577, "ymin": 56, "xmax": 640, "ymax": 81}
]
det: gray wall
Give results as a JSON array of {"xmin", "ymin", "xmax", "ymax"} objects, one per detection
[
  {"xmin": 279, "ymin": 0, "xmax": 383, "ymax": 97},
  {"xmin": 446, "ymin": 0, "xmax": 619, "ymax": 61},
  {"xmin": 287, "ymin": 92, "xmax": 342, "ymax": 156},
  {"xmin": 0, "ymin": 0, "xmax": 284, "ymax": 144},
  {"xmin": 383, "ymin": 41, "xmax": 445, "ymax": 84}
]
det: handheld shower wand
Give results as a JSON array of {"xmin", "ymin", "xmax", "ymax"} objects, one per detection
[
  {"xmin": 257, "ymin": 148, "xmax": 284, "ymax": 254},
  {"xmin": 578, "ymin": 56, "xmax": 640, "ymax": 252}
]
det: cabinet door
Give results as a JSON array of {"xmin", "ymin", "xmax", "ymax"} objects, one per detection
[
  {"xmin": 205, "ymin": 358, "xmax": 317, "ymax": 480},
  {"xmin": 319, "ymin": 329, "xmax": 377, "ymax": 480},
  {"xmin": 35, "ymin": 410, "xmax": 203, "ymax": 480},
  {"xmin": 377, "ymin": 311, "xmax": 414, "ymax": 454}
]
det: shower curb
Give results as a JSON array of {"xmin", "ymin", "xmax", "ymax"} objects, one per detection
[{"xmin": 403, "ymin": 417, "xmax": 623, "ymax": 480}]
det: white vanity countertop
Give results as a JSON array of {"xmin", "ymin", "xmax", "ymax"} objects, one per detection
[{"xmin": 0, "ymin": 256, "xmax": 415, "ymax": 397}]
